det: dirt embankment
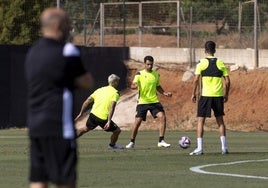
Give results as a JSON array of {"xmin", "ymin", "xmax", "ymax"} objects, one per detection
[{"xmin": 112, "ymin": 62, "xmax": 268, "ymax": 132}]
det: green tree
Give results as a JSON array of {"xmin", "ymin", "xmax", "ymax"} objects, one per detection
[{"xmin": 0, "ymin": 0, "xmax": 54, "ymax": 45}]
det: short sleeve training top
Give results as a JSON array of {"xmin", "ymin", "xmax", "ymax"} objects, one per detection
[
  {"xmin": 195, "ymin": 56, "xmax": 229, "ymax": 97},
  {"xmin": 133, "ymin": 69, "xmax": 160, "ymax": 104},
  {"xmin": 90, "ymin": 85, "xmax": 120, "ymax": 120},
  {"xmin": 25, "ymin": 38, "xmax": 87, "ymax": 138}
]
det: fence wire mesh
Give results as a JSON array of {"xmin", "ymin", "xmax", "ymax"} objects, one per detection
[
  {"xmin": 62, "ymin": 0, "xmax": 268, "ymax": 49},
  {"xmin": 0, "ymin": 0, "xmax": 268, "ymax": 49}
]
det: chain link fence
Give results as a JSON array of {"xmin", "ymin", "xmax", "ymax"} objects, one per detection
[
  {"xmin": 60, "ymin": 0, "xmax": 268, "ymax": 49},
  {"xmin": 0, "ymin": 0, "xmax": 268, "ymax": 49}
]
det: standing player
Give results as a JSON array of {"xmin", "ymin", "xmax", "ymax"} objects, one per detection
[
  {"xmin": 75, "ymin": 74, "xmax": 123, "ymax": 149},
  {"xmin": 126, "ymin": 55, "xmax": 172, "ymax": 148},
  {"xmin": 25, "ymin": 7, "xmax": 94, "ymax": 188},
  {"xmin": 190, "ymin": 41, "xmax": 230, "ymax": 155}
]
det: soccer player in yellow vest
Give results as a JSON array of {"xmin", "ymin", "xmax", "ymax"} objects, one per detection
[
  {"xmin": 75, "ymin": 74, "xmax": 123, "ymax": 149},
  {"xmin": 190, "ymin": 41, "xmax": 231, "ymax": 155},
  {"xmin": 126, "ymin": 55, "xmax": 172, "ymax": 148}
]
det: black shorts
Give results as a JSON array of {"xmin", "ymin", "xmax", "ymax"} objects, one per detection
[
  {"xmin": 136, "ymin": 102, "xmax": 165, "ymax": 121},
  {"xmin": 29, "ymin": 137, "xmax": 77, "ymax": 184},
  {"xmin": 86, "ymin": 113, "xmax": 118, "ymax": 132},
  {"xmin": 197, "ymin": 96, "xmax": 225, "ymax": 117}
]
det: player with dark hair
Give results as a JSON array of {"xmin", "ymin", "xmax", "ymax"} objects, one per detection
[
  {"xmin": 75, "ymin": 74, "xmax": 124, "ymax": 149},
  {"xmin": 190, "ymin": 41, "xmax": 231, "ymax": 155},
  {"xmin": 25, "ymin": 7, "xmax": 94, "ymax": 188},
  {"xmin": 126, "ymin": 55, "xmax": 172, "ymax": 148}
]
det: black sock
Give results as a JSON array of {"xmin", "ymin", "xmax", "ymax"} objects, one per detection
[
  {"xmin": 109, "ymin": 143, "xmax": 115, "ymax": 147},
  {"xmin": 159, "ymin": 136, "xmax": 164, "ymax": 142},
  {"xmin": 130, "ymin": 139, "xmax": 135, "ymax": 143}
]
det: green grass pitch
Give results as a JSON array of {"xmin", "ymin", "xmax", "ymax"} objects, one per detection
[{"xmin": 0, "ymin": 129, "xmax": 267, "ymax": 188}]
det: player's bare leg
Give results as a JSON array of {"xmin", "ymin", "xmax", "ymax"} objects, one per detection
[
  {"xmin": 75, "ymin": 125, "xmax": 89, "ymax": 138},
  {"xmin": 110, "ymin": 127, "xmax": 121, "ymax": 145},
  {"xmin": 30, "ymin": 182, "xmax": 48, "ymax": 188},
  {"xmin": 131, "ymin": 117, "xmax": 142, "ymax": 140},
  {"xmin": 216, "ymin": 116, "xmax": 228, "ymax": 154},
  {"xmin": 216, "ymin": 116, "xmax": 226, "ymax": 136},
  {"xmin": 156, "ymin": 112, "xmax": 170, "ymax": 147},
  {"xmin": 108, "ymin": 127, "xmax": 124, "ymax": 149},
  {"xmin": 126, "ymin": 118, "xmax": 142, "ymax": 148},
  {"xmin": 156, "ymin": 111, "xmax": 166, "ymax": 137},
  {"xmin": 197, "ymin": 117, "xmax": 205, "ymax": 138},
  {"xmin": 190, "ymin": 117, "xmax": 205, "ymax": 155}
]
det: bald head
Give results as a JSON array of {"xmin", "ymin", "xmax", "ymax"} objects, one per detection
[{"xmin": 40, "ymin": 7, "xmax": 70, "ymax": 41}]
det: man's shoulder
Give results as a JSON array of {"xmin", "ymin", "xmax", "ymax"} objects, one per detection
[
  {"xmin": 63, "ymin": 42, "xmax": 80, "ymax": 57},
  {"xmin": 95, "ymin": 86, "xmax": 106, "ymax": 92},
  {"xmin": 97, "ymin": 85, "xmax": 116, "ymax": 92},
  {"xmin": 139, "ymin": 69, "xmax": 158, "ymax": 74},
  {"xmin": 199, "ymin": 58, "xmax": 211, "ymax": 63},
  {"xmin": 28, "ymin": 38, "xmax": 48, "ymax": 51},
  {"xmin": 137, "ymin": 69, "xmax": 146, "ymax": 75},
  {"xmin": 198, "ymin": 57, "xmax": 223, "ymax": 66},
  {"xmin": 134, "ymin": 69, "xmax": 145, "ymax": 77},
  {"xmin": 202, "ymin": 56, "xmax": 224, "ymax": 63},
  {"xmin": 107, "ymin": 85, "xmax": 119, "ymax": 93}
]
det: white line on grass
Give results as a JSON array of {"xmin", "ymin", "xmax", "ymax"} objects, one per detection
[{"xmin": 190, "ymin": 159, "xmax": 268, "ymax": 180}]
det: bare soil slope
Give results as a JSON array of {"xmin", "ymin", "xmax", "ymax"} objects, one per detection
[{"xmin": 113, "ymin": 62, "xmax": 268, "ymax": 132}]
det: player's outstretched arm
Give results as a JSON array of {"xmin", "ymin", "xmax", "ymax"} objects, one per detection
[
  {"xmin": 75, "ymin": 96, "xmax": 93, "ymax": 121},
  {"xmin": 156, "ymin": 85, "xmax": 172, "ymax": 97},
  {"xmin": 104, "ymin": 101, "xmax": 117, "ymax": 130},
  {"xmin": 223, "ymin": 75, "xmax": 230, "ymax": 102}
]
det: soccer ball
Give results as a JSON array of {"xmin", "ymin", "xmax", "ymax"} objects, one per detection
[{"xmin": 178, "ymin": 136, "xmax": 191, "ymax": 149}]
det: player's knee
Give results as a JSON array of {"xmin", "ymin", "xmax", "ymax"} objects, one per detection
[
  {"xmin": 79, "ymin": 126, "xmax": 89, "ymax": 133},
  {"xmin": 134, "ymin": 118, "xmax": 143, "ymax": 127},
  {"xmin": 157, "ymin": 112, "xmax": 166, "ymax": 120},
  {"xmin": 114, "ymin": 127, "xmax": 121, "ymax": 134}
]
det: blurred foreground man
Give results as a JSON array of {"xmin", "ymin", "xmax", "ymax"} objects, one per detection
[{"xmin": 25, "ymin": 7, "xmax": 94, "ymax": 188}]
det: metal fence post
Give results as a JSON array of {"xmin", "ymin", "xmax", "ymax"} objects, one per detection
[
  {"xmin": 254, "ymin": 0, "xmax": 259, "ymax": 69},
  {"xmin": 123, "ymin": 0, "xmax": 126, "ymax": 47},
  {"xmin": 177, "ymin": 1, "xmax": 180, "ymax": 48},
  {"xmin": 139, "ymin": 2, "xmax": 142, "ymax": 47},
  {"xmin": 83, "ymin": 0, "xmax": 87, "ymax": 46},
  {"xmin": 100, "ymin": 3, "xmax": 104, "ymax": 46}
]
